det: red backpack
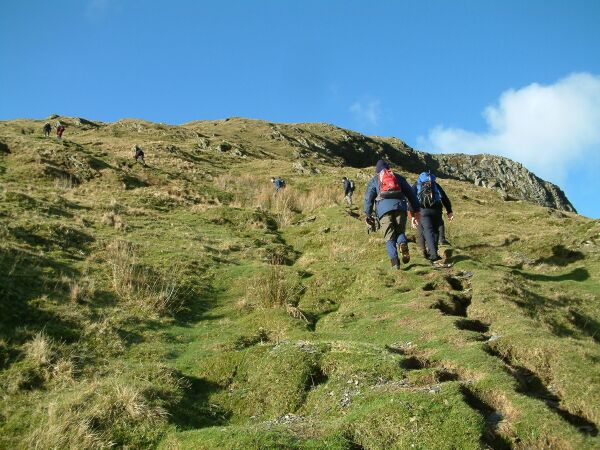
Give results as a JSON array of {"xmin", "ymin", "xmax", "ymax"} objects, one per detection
[{"xmin": 378, "ymin": 169, "xmax": 403, "ymax": 199}]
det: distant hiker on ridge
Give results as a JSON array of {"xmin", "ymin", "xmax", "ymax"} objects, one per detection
[
  {"xmin": 43, "ymin": 122, "xmax": 52, "ymax": 137},
  {"xmin": 364, "ymin": 160, "xmax": 421, "ymax": 270},
  {"xmin": 56, "ymin": 123, "xmax": 65, "ymax": 140},
  {"xmin": 271, "ymin": 177, "xmax": 286, "ymax": 192},
  {"xmin": 133, "ymin": 145, "xmax": 146, "ymax": 166},
  {"xmin": 342, "ymin": 176, "xmax": 355, "ymax": 205},
  {"xmin": 412, "ymin": 171, "xmax": 454, "ymax": 267}
]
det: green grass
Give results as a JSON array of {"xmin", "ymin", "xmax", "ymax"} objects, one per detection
[{"xmin": 0, "ymin": 117, "xmax": 599, "ymax": 449}]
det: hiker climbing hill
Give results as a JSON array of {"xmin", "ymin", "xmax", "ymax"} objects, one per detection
[
  {"xmin": 342, "ymin": 176, "xmax": 355, "ymax": 205},
  {"xmin": 412, "ymin": 171, "xmax": 454, "ymax": 268},
  {"xmin": 364, "ymin": 160, "xmax": 421, "ymax": 270}
]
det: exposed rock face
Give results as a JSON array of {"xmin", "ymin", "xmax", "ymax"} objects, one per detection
[{"xmin": 425, "ymin": 153, "xmax": 576, "ymax": 213}]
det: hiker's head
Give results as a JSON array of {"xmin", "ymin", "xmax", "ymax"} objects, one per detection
[
  {"xmin": 270, "ymin": 177, "xmax": 275, "ymax": 182},
  {"xmin": 375, "ymin": 160, "xmax": 389, "ymax": 174},
  {"xmin": 342, "ymin": 176, "xmax": 347, "ymax": 181}
]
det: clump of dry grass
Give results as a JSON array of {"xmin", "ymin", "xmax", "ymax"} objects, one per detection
[
  {"xmin": 54, "ymin": 175, "xmax": 77, "ymax": 191},
  {"xmin": 101, "ymin": 198, "xmax": 127, "ymax": 230},
  {"xmin": 61, "ymin": 274, "xmax": 96, "ymax": 303},
  {"xmin": 214, "ymin": 174, "xmax": 340, "ymax": 227},
  {"xmin": 243, "ymin": 257, "xmax": 307, "ymax": 322},
  {"xmin": 102, "ymin": 211, "xmax": 127, "ymax": 230},
  {"xmin": 254, "ymin": 187, "xmax": 301, "ymax": 227},
  {"xmin": 295, "ymin": 184, "xmax": 340, "ymax": 212},
  {"xmin": 5, "ymin": 332, "xmax": 76, "ymax": 393},
  {"xmin": 25, "ymin": 367, "xmax": 181, "ymax": 450},
  {"xmin": 106, "ymin": 240, "xmax": 187, "ymax": 315},
  {"xmin": 259, "ymin": 185, "xmax": 340, "ymax": 226},
  {"xmin": 23, "ymin": 332, "xmax": 54, "ymax": 367}
]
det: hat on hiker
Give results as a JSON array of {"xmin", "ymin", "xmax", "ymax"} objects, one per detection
[{"xmin": 375, "ymin": 160, "xmax": 389, "ymax": 174}]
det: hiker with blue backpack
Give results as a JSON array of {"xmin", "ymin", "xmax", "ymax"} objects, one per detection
[
  {"xmin": 412, "ymin": 171, "xmax": 454, "ymax": 268},
  {"xmin": 364, "ymin": 160, "xmax": 421, "ymax": 270},
  {"xmin": 342, "ymin": 176, "xmax": 355, "ymax": 205},
  {"xmin": 271, "ymin": 177, "xmax": 286, "ymax": 192}
]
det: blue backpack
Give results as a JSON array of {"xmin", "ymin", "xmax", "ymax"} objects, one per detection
[{"xmin": 417, "ymin": 172, "xmax": 441, "ymax": 207}]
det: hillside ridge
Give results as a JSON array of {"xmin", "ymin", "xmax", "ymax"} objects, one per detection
[
  {"xmin": 1, "ymin": 114, "xmax": 598, "ymax": 449},
  {"xmin": 0, "ymin": 115, "xmax": 575, "ymax": 212}
]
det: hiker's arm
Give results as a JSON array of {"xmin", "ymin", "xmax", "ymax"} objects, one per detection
[
  {"xmin": 401, "ymin": 179, "xmax": 420, "ymax": 214},
  {"xmin": 364, "ymin": 180, "xmax": 376, "ymax": 216},
  {"xmin": 437, "ymin": 183, "xmax": 453, "ymax": 215}
]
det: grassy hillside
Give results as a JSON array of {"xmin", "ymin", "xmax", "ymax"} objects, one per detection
[{"xmin": 0, "ymin": 116, "xmax": 599, "ymax": 449}]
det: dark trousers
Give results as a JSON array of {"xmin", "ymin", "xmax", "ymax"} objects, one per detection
[
  {"xmin": 380, "ymin": 210, "xmax": 408, "ymax": 260},
  {"xmin": 420, "ymin": 207, "xmax": 443, "ymax": 261},
  {"xmin": 438, "ymin": 220, "xmax": 447, "ymax": 243}
]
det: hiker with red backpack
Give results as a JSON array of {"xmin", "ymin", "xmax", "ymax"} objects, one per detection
[
  {"xmin": 364, "ymin": 160, "xmax": 421, "ymax": 270},
  {"xmin": 56, "ymin": 123, "xmax": 65, "ymax": 139},
  {"xmin": 412, "ymin": 171, "xmax": 454, "ymax": 268}
]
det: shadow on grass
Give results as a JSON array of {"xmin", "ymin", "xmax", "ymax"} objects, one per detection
[
  {"xmin": 304, "ymin": 303, "xmax": 340, "ymax": 332},
  {"xmin": 0, "ymin": 247, "xmax": 83, "ymax": 347},
  {"xmin": 568, "ymin": 309, "xmax": 600, "ymax": 344},
  {"xmin": 535, "ymin": 245, "xmax": 585, "ymax": 267},
  {"xmin": 511, "ymin": 267, "xmax": 589, "ymax": 283},
  {"xmin": 174, "ymin": 281, "xmax": 225, "ymax": 326},
  {"xmin": 169, "ymin": 375, "xmax": 231, "ymax": 430},
  {"xmin": 460, "ymin": 385, "xmax": 512, "ymax": 450},
  {"xmin": 485, "ymin": 346, "xmax": 598, "ymax": 436}
]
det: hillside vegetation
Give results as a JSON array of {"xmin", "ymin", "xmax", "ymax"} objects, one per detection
[{"xmin": 0, "ymin": 116, "xmax": 598, "ymax": 449}]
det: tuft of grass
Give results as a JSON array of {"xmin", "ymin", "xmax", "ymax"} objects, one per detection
[
  {"xmin": 244, "ymin": 258, "xmax": 307, "ymax": 322},
  {"xmin": 102, "ymin": 211, "xmax": 127, "ymax": 230},
  {"xmin": 24, "ymin": 366, "xmax": 182, "ymax": 450},
  {"xmin": 61, "ymin": 274, "xmax": 96, "ymax": 304},
  {"xmin": 106, "ymin": 240, "xmax": 187, "ymax": 315}
]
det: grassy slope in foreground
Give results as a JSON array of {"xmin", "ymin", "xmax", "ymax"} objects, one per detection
[{"xmin": 0, "ymin": 117, "xmax": 599, "ymax": 449}]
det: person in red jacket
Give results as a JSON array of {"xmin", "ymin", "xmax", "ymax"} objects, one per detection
[{"xmin": 56, "ymin": 124, "xmax": 65, "ymax": 139}]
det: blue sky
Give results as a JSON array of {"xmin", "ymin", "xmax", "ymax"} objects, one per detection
[{"xmin": 1, "ymin": 0, "xmax": 600, "ymax": 217}]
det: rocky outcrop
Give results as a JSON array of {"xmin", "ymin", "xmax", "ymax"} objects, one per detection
[{"xmin": 424, "ymin": 153, "xmax": 576, "ymax": 212}]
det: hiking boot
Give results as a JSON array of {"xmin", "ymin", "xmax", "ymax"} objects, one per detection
[
  {"xmin": 442, "ymin": 248, "xmax": 453, "ymax": 264},
  {"xmin": 439, "ymin": 239, "xmax": 451, "ymax": 246},
  {"xmin": 421, "ymin": 249, "xmax": 429, "ymax": 259},
  {"xmin": 399, "ymin": 243, "xmax": 410, "ymax": 264},
  {"xmin": 390, "ymin": 257, "xmax": 400, "ymax": 270}
]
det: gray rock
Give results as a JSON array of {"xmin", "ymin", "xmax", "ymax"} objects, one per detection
[{"xmin": 292, "ymin": 160, "xmax": 320, "ymax": 175}]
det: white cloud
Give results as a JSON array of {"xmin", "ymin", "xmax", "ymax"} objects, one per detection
[
  {"xmin": 419, "ymin": 73, "xmax": 600, "ymax": 182},
  {"xmin": 350, "ymin": 98, "xmax": 381, "ymax": 127}
]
